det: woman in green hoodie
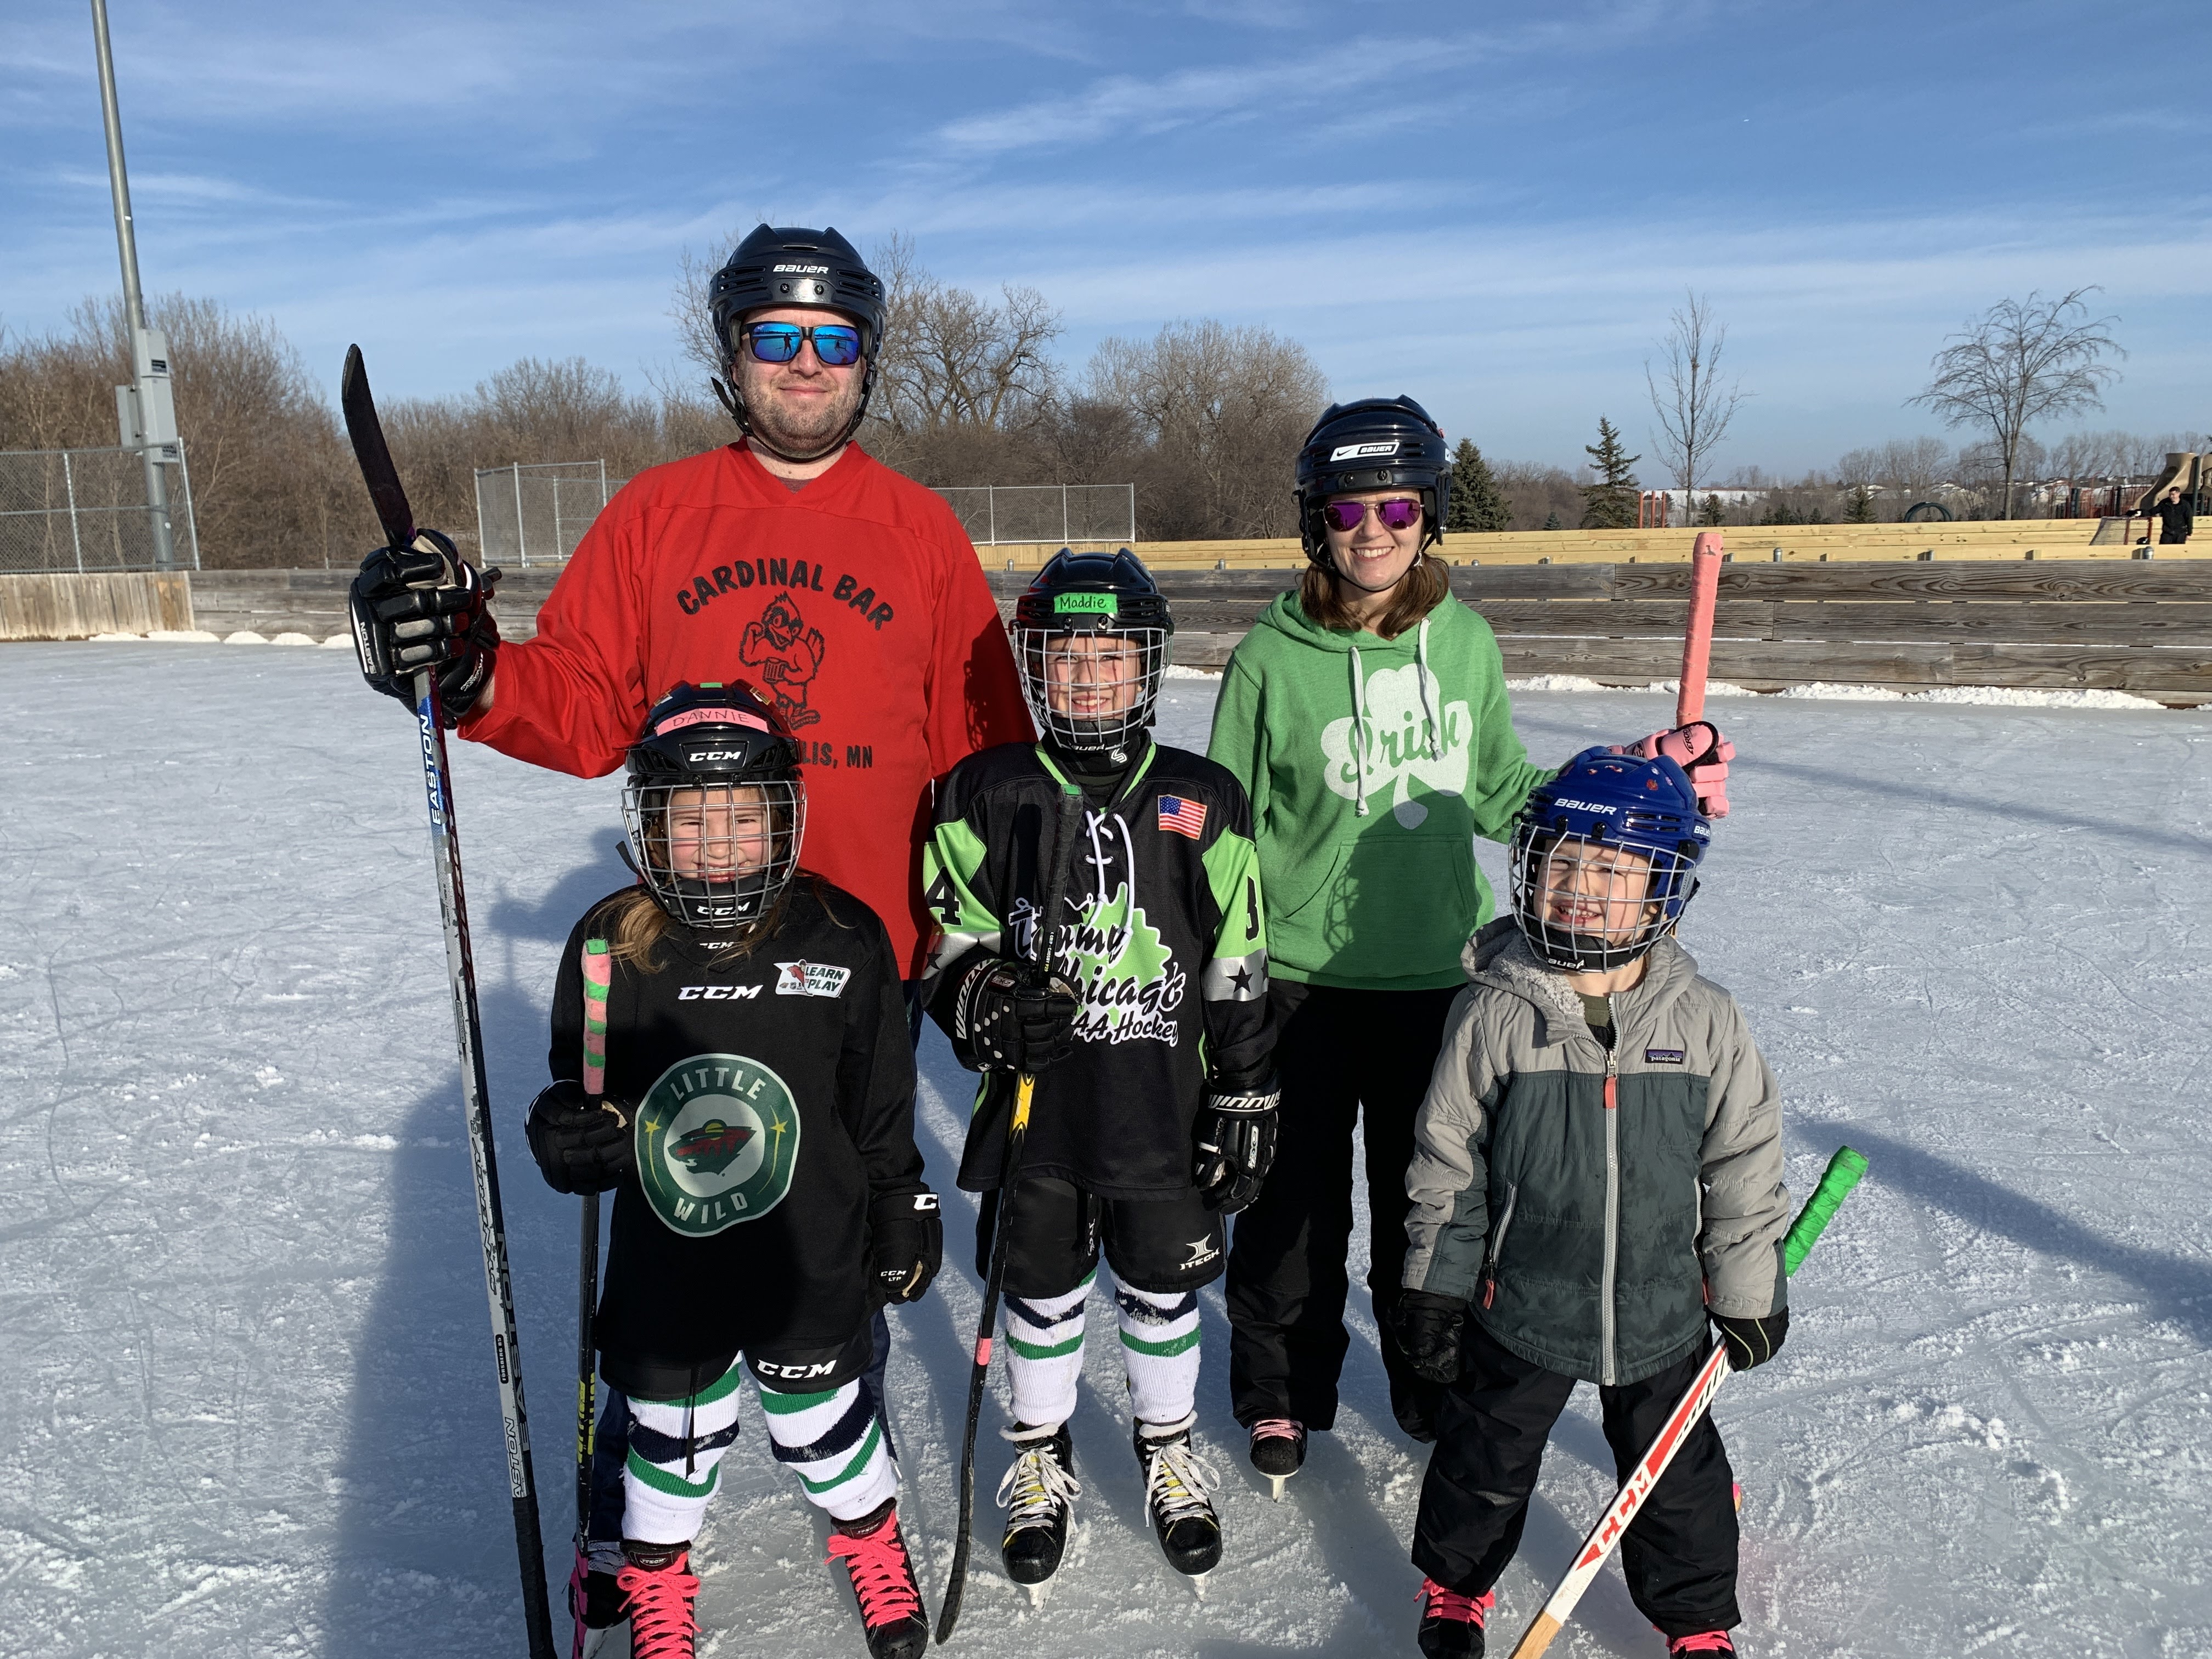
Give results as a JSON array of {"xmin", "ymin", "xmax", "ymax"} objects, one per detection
[{"xmin": 1207, "ymin": 396, "xmax": 1733, "ymax": 1493}]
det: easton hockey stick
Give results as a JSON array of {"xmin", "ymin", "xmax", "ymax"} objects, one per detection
[
  {"xmin": 568, "ymin": 938, "xmax": 613, "ymax": 1659},
  {"xmin": 1505, "ymin": 1147, "xmax": 1870, "ymax": 1659},
  {"xmin": 935, "ymin": 786, "xmax": 1087, "ymax": 1645},
  {"xmin": 342, "ymin": 345, "xmax": 559, "ymax": 1659}
]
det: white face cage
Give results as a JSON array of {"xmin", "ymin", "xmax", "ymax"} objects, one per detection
[
  {"xmin": 1013, "ymin": 625, "xmax": 1170, "ymax": 756},
  {"xmin": 619, "ymin": 778, "xmax": 806, "ymax": 930},
  {"xmin": 1508, "ymin": 822, "xmax": 1696, "ymax": 974}
]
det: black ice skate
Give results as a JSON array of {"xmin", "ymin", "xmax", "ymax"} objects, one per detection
[
  {"xmin": 996, "ymin": 1421, "xmax": 1080, "ymax": 1593},
  {"xmin": 1415, "ymin": 1578, "xmax": 1494, "ymax": 1659},
  {"xmin": 616, "ymin": 1539, "xmax": 698, "ymax": 1659},
  {"xmin": 826, "ymin": 1498, "xmax": 929, "ymax": 1659},
  {"xmin": 1248, "ymin": 1417, "xmax": 1306, "ymax": 1501},
  {"xmin": 567, "ymin": 1538, "xmax": 627, "ymax": 1658},
  {"xmin": 1133, "ymin": 1413, "xmax": 1221, "ymax": 1579}
]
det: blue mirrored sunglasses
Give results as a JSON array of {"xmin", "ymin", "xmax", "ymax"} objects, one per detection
[{"xmin": 739, "ymin": 321, "xmax": 864, "ymax": 367}]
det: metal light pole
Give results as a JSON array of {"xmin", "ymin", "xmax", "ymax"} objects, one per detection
[{"xmin": 92, "ymin": 0, "xmax": 177, "ymax": 571}]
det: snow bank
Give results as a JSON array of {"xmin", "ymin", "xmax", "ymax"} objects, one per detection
[
  {"xmin": 1164, "ymin": 663, "xmax": 1222, "ymax": 679},
  {"xmin": 1905, "ymin": 684, "xmax": 2166, "ymax": 710},
  {"xmin": 269, "ymin": 631, "xmax": 321, "ymax": 647},
  {"xmin": 151, "ymin": 629, "xmax": 222, "ymax": 642},
  {"xmin": 220, "ymin": 629, "xmax": 268, "ymax": 645}
]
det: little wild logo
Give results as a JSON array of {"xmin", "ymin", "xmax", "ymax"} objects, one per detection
[{"xmin": 635, "ymin": 1053, "xmax": 802, "ymax": 1237}]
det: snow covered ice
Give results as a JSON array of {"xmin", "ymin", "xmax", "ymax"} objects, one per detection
[{"xmin": 4, "ymin": 642, "xmax": 2209, "ymax": 1659}]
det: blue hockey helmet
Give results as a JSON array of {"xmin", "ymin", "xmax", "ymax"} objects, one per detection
[{"xmin": 1509, "ymin": 747, "xmax": 1711, "ymax": 972}]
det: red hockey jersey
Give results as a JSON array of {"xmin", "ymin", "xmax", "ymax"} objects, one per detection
[{"xmin": 463, "ymin": 441, "xmax": 1032, "ymax": 974}]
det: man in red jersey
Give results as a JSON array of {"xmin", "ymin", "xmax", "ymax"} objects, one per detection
[{"xmin": 349, "ymin": 224, "xmax": 1031, "ymax": 978}]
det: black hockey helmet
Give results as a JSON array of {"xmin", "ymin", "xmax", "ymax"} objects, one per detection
[
  {"xmin": 622, "ymin": 681, "xmax": 806, "ymax": 929},
  {"xmin": 1011, "ymin": 549, "xmax": 1174, "ymax": 759},
  {"xmin": 1293, "ymin": 396, "xmax": 1451, "ymax": 564},
  {"xmin": 707, "ymin": 225, "xmax": 887, "ymax": 456}
]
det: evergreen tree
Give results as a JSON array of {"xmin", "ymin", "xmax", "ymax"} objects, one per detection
[
  {"xmin": 1579, "ymin": 416, "xmax": 1640, "ymax": 529},
  {"xmin": 1444, "ymin": 438, "xmax": 1511, "ymax": 533},
  {"xmin": 1543, "ymin": 509, "xmax": 1563, "ymax": 531},
  {"xmin": 1846, "ymin": 484, "xmax": 1876, "ymax": 523},
  {"xmin": 1697, "ymin": 493, "xmax": 1726, "ymax": 527}
]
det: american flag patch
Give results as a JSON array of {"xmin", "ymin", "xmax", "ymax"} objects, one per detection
[{"xmin": 1157, "ymin": 795, "xmax": 1207, "ymax": 839}]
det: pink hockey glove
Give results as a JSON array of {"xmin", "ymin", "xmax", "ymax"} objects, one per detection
[{"xmin": 1627, "ymin": 722, "xmax": 1735, "ymax": 818}]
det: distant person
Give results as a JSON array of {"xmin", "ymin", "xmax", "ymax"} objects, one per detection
[
  {"xmin": 2142, "ymin": 486, "xmax": 2193, "ymax": 546},
  {"xmin": 1206, "ymin": 396, "xmax": 1735, "ymax": 1498},
  {"xmin": 1394, "ymin": 749, "xmax": 1789, "ymax": 1659}
]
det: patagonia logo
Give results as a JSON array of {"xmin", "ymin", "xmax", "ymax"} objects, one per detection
[{"xmin": 1645, "ymin": 1047, "xmax": 1685, "ymax": 1065}]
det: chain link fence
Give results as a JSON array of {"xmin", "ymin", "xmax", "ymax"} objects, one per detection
[
  {"xmin": 474, "ymin": 461, "xmax": 616, "ymax": 567},
  {"xmin": 0, "ymin": 445, "xmax": 200, "ymax": 573},
  {"xmin": 930, "ymin": 484, "xmax": 1136, "ymax": 546}
]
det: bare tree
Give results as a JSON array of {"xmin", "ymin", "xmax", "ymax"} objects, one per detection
[
  {"xmin": 1908, "ymin": 287, "xmax": 2123, "ymax": 519},
  {"xmin": 1644, "ymin": 290, "xmax": 1745, "ymax": 498}
]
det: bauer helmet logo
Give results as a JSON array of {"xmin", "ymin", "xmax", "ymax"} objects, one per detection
[
  {"xmin": 1554, "ymin": 798, "xmax": 1618, "ymax": 814},
  {"xmin": 771, "ymin": 263, "xmax": 830, "ymax": 274},
  {"xmin": 1328, "ymin": 441, "xmax": 1401, "ymax": 461}
]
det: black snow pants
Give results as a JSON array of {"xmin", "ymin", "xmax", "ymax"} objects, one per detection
[
  {"xmin": 1226, "ymin": 980, "xmax": 1460, "ymax": 1437},
  {"xmin": 1413, "ymin": 1323, "xmax": 1741, "ymax": 1639}
]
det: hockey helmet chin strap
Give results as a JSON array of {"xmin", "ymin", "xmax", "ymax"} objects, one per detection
[{"xmin": 712, "ymin": 347, "xmax": 878, "ymax": 466}]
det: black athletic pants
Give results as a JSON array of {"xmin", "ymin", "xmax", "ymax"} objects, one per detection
[
  {"xmin": 1414, "ymin": 1323, "xmax": 1740, "ymax": 1638},
  {"xmin": 1226, "ymin": 980, "xmax": 1460, "ymax": 1436}
]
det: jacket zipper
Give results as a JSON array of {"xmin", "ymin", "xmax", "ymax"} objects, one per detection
[
  {"xmin": 1481, "ymin": 1182, "xmax": 1519, "ymax": 1309},
  {"xmin": 1599, "ymin": 992, "xmax": 1620, "ymax": 1386}
]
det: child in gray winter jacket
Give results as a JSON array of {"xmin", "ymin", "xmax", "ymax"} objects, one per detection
[{"xmin": 1391, "ymin": 748, "xmax": 1791, "ymax": 1659}]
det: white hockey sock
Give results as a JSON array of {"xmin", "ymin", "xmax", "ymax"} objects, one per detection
[
  {"xmin": 1113, "ymin": 1274, "xmax": 1200, "ymax": 1426},
  {"xmin": 1004, "ymin": 1276, "xmax": 1092, "ymax": 1429},
  {"xmin": 622, "ymin": 1362, "xmax": 746, "ymax": 1545},
  {"xmin": 758, "ymin": 1377, "xmax": 898, "ymax": 1523}
]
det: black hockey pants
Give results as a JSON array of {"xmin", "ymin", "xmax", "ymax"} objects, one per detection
[
  {"xmin": 1413, "ymin": 1323, "xmax": 1741, "ymax": 1638},
  {"xmin": 1226, "ymin": 981, "xmax": 1459, "ymax": 1436}
]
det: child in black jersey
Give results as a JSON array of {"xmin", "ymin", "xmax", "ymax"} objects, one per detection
[
  {"xmin": 524, "ymin": 681, "xmax": 941, "ymax": 1659},
  {"xmin": 921, "ymin": 551, "xmax": 1278, "ymax": 1588}
]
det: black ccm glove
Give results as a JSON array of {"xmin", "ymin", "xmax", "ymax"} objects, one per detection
[
  {"xmin": 524, "ymin": 1079, "xmax": 633, "ymax": 1195},
  {"xmin": 1712, "ymin": 1307, "xmax": 1790, "ymax": 1370},
  {"xmin": 1192, "ymin": 1086, "xmax": 1279, "ymax": 1214},
  {"xmin": 348, "ymin": 529, "xmax": 501, "ymax": 725},
  {"xmin": 950, "ymin": 957, "xmax": 1079, "ymax": 1074},
  {"xmin": 1391, "ymin": 1289, "xmax": 1470, "ymax": 1386},
  {"xmin": 869, "ymin": 1189, "xmax": 943, "ymax": 1305}
]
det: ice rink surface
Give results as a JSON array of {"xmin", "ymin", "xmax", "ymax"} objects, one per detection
[{"xmin": 3, "ymin": 642, "xmax": 2208, "ymax": 1659}]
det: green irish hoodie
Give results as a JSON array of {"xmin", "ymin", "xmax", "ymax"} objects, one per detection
[{"xmin": 1207, "ymin": 591, "xmax": 1553, "ymax": 991}]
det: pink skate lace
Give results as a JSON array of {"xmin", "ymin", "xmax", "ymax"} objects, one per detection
[
  {"xmin": 1667, "ymin": 1634, "xmax": 1735, "ymax": 1655},
  {"xmin": 1250, "ymin": 1417, "xmax": 1302, "ymax": 1443},
  {"xmin": 615, "ymin": 1549, "xmax": 698, "ymax": 1659},
  {"xmin": 827, "ymin": 1508, "xmax": 923, "ymax": 1631},
  {"xmin": 1418, "ymin": 1578, "xmax": 1496, "ymax": 1628}
]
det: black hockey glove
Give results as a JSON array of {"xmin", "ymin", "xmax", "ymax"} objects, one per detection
[
  {"xmin": 951, "ymin": 957, "xmax": 1079, "ymax": 1074},
  {"xmin": 868, "ymin": 1188, "xmax": 943, "ymax": 1305},
  {"xmin": 524, "ymin": 1079, "xmax": 633, "ymax": 1195},
  {"xmin": 1711, "ymin": 1307, "xmax": 1789, "ymax": 1370},
  {"xmin": 349, "ymin": 529, "xmax": 501, "ymax": 726},
  {"xmin": 1192, "ymin": 1085, "xmax": 1279, "ymax": 1214},
  {"xmin": 1391, "ymin": 1290, "xmax": 1469, "ymax": 1386}
]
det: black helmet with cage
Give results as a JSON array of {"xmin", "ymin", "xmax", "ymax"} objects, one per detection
[
  {"xmin": 622, "ymin": 680, "xmax": 806, "ymax": 930},
  {"xmin": 1291, "ymin": 396, "xmax": 1452, "ymax": 565},
  {"xmin": 706, "ymin": 224, "xmax": 887, "ymax": 452},
  {"xmin": 1011, "ymin": 549, "xmax": 1175, "ymax": 761}
]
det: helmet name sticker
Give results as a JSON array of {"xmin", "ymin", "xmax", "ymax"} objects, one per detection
[
  {"xmin": 1329, "ymin": 441, "xmax": 1401, "ymax": 461},
  {"xmin": 635, "ymin": 1054, "xmax": 801, "ymax": 1237},
  {"xmin": 1319, "ymin": 661, "xmax": 1472, "ymax": 827},
  {"xmin": 775, "ymin": 961, "xmax": 852, "ymax": 998},
  {"xmin": 654, "ymin": 707, "xmax": 770, "ymax": 736},
  {"xmin": 1053, "ymin": 592, "xmax": 1119, "ymax": 614}
]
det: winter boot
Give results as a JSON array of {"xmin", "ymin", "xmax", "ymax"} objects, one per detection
[
  {"xmin": 616, "ymin": 1540, "xmax": 699, "ymax": 1659},
  {"xmin": 1664, "ymin": 1633, "xmax": 1736, "ymax": 1655},
  {"xmin": 996, "ymin": 1421, "xmax": 1080, "ymax": 1586},
  {"xmin": 826, "ymin": 1498, "xmax": 928, "ymax": 1659},
  {"xmin": 1133, "ymin": 1413, "xmax": 1221, "ymax": 1576},
  {"xmin": 1248, "ymin": 1418, "xmax": 1306, "ymax": 1501},
  {"xmin": 567, "ymin": 1539, "xmax": 627, "ymax": 1658},
  {"xmin": 1415, "ymin": 1578, "xmax": 1495, "ymax": 1659}
]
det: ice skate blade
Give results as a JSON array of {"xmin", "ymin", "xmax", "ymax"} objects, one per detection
[
  {"xmin": 1023, "ymin": 1578, "xmax": 1054, "ymax": 1611},
  {"xmin": 1267, "ymin": 1473, "xmax": 1288, "ymax": 1502},
  {"xmin": 1188, "ymin": 1571, "xmax": 1209, "ymax": 1601}
]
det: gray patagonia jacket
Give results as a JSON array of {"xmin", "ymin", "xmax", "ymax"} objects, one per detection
[{"xmin": 1404, "ymin": 919, "xmax": 1790, "ymax": 1386}]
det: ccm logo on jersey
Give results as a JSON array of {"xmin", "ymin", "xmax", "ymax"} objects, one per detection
[
  {"xmin": 776, "ymin": 961, "xmax": 853, "ymax": 998},
  {"xmin": 1329, "ymin": 440, "xmax": 1400, "ymax": 461},
  {"xmin": 676, "ymin": 984, "xmax": 763, "ymax": 1001},
  {"xmin": 753, "ymin": 1359, "xmax": 839, "ymax": 1380}
]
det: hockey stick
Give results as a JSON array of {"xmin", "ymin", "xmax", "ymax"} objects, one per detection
[
  {"xmin": 568, "ymin": 938, "xmax": 612, "ymax": 1659},
  {"xmin": 1674, "ymin": 529, "xmax": 1725, "ymax": 729},
  {"xmin": 1505, "ymin": 1147, "xmax": 1869, "ymax": 1659},
  {"xmin": 342, "ymin": 345, "xmax": 559, "ymax": 1659},
  {"xmin": 935, "ymin": 786, "xmax": 1087, "ymax": 1645}
]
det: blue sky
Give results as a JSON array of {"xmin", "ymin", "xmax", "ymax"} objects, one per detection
[{"xmin": 6, "ymin": 0, "xmax": 2208, "ymax": 475}]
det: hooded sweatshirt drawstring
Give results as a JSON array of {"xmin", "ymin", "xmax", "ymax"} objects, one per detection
[
  {"xmin": 1415, "ymin": 617, "xmax": 1440, "ymax": 760},
  {"xmin": 1348, "ymin": 646, "xmax": 1371, "ymax": 817}
]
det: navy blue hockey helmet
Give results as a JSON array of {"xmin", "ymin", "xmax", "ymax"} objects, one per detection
[
  {"xmin": 707, "ymin": 225, "xmax": 885, "ymax": 456},
  {"xmin": 1293, "ymin": 396, "xmax": 1452, "ymax": 565},
  {"xmin": 1509, "ymin": 747, "xmax": 1711, "ymax": 972},
  {"xmin": 1012, "ymin": 549, "xmax": 1174, "ymax": 760}
]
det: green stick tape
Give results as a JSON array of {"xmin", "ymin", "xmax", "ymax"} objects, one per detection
[{"xmin": 1782, "ymin": 1146, "xmax": 1869, "ymax": 1276}]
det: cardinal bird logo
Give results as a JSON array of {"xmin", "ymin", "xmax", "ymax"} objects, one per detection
[{"xmin": 669, "ymin": 1118, "xmax": 754, "ymax": 1176}]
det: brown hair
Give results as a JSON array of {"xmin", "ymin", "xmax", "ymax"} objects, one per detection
[
  {"xmin": 1299, "ymin": 551, "xmax": 1451, "ymax": 641},
  {"xmin": 585, "ymin": 871, "xmax": 844, "ymax": 975}
]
